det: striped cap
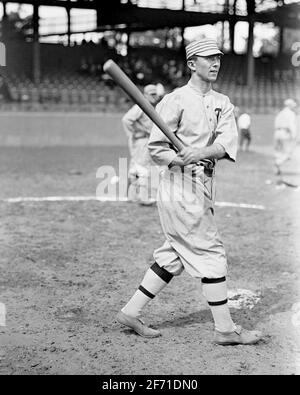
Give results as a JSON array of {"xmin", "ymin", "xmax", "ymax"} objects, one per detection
[{"xmin": 186, "ymin": 39, "xmax": 223, "ymax": 60}]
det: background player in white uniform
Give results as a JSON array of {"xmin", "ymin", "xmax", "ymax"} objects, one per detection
[
  {"xmin": 122, "ymin": 84, "xmax": 161, "ymax": 205},
  {"xmin": 274, "ymin": 98, "xmax": 298, "ymax": 176},
  {"xmin": 238, "ymin": 110, "xmax": 252, "ymax": 151},
  {"xmin": 117, "ymin": 39, "xmax": 262, "ymax": 346}
]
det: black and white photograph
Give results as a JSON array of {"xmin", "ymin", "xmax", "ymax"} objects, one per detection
[{"xmin": 0, "ymin": 0, "xmax": 299, "ymax": 378}]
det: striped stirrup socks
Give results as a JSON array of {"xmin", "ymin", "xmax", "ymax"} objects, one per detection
[
  {"xmin": 201, "ymin": 276, "xmax": 228, "ymax": 306},
  {"xmin": 121, "ymin": 262, "xmax": 173, "ymax": 318},
  {"xmin": 138, "ymin": 262, "xmax": 173, "ymax": 299},
  {"xmin": 201, "ymin": 276, "xmax": 236, "ymax": 333}
]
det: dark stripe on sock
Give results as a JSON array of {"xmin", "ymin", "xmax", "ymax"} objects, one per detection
[
  {"xmin": 208, "ymin": 298, "xmax": 228, "ymax": 306},
  {"xmin": 150, "ymin": 262, "xmax": 173, "ymax": 283},
  {"xmin": 138, "ymin": 285, "xmax": 155, "ymax": 299},
  {"xmin": 202, "ymin": 276, "xmax": 226, "ymax": 284}
]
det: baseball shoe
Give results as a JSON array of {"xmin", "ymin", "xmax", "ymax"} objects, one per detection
[
  {"xmin": 214, "ymin": 325, "xmax": 262, "ymax": 346},
  {"xmin": 116, "ymin": 311, "xmax": 161, "ymax": 338},
  {"xmin": 275, "ymin": 164, "xmax": 282, "ymax": 176},
  {"xmin": 139, "ymin": 200, "xmax": 156, "ymax": 207}
]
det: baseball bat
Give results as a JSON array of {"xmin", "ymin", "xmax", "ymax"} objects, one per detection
[{"xmin": 103, "ymin": 59, "xmax": 184, "ymax": 151}]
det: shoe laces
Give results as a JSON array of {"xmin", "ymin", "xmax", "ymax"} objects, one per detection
[{"xmin": 233, "ymin": 325, "xmax": 242, "ymax": 335}]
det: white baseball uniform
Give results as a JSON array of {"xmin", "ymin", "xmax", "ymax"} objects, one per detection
[
  {"xmin": 122, "ymin": 104, "xmax": 153, "ymax": 170},
  {"xmin": 122, "ymin": 104, "xmax": 158, "ymax": 202},
  {"xmin": 119, "ymin": 40, "xmax": 262, "ymax": 343},
  {"xmin": 274, "ymin": 107, "xmax": 297, "ymax": 167},
  {"xmin": 148, "ymin": 80, "xmax": 238, "ymax": 279}
]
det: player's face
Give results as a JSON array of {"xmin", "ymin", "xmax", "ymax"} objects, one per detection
[
  {"xmin": 146, "ymin": 92, "xmax": 159, "ymax": 105},
  {"xmin": 288, "ymin": 102, "xmax": 297, "ymax": 111},
  {"xmin": 193, "ymin": 54, "xmax": 221, "ymax": 82}
]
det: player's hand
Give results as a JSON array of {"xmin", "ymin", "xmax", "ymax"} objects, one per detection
[
  {"xmin": 169, "ymin": 155, "xmax": 185, "ymax": 168},
  {"xmin": 179, "ymin": 147, "xmax": 202, "ymax": 165}
]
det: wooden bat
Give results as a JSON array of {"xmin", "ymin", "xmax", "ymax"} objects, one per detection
[{"xmin": 103, "ymin": 59, "xmax": 184, "ymax": 151}]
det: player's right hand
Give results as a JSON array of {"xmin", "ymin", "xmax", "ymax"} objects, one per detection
[
  {"xmin": 179, "ymin": 147, "xmax": 202, "ymax": 165},
  {"xmin": 169, "ymin": 155, "xmax": 185, "ymax": 168}
]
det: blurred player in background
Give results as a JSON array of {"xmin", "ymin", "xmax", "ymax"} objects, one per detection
[
  {"xmin": 274, "ymin": 98, "xmax": 298, "ymax": 177},
  {"xmin": 238, "ymin": 109, "xmax": 252, "ymax": 151},
  {"xmin": 0, "ymin": 75, "xmax": 13, "ymax": 105},
  {"xmin": 122, "ymin": 84, "xmax": 162, "ymax": 205},
  {"xmin": 156, "ymin": 82, "xmax": 165, "ymax": 101},
  {"xmin": 233, "ymin": 105, "xmax": 240, "ymax": 124}
]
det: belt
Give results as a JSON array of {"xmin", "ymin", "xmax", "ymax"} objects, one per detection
[
  {"xmin": 197, "ymin": 160, "xmax": 215, "ymax": 170},
  {"xmin": 198, "ymin": 162, "xmax": 214, "ymax": 177},
  {"xmin": 168, "ymin": 161, "xmax": 215, "ymax": 177}
]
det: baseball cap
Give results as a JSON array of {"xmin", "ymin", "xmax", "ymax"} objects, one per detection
[
  {"xmin": 156, "ymin": 83, "xmax": 165, "ymax": 97},
  {"xmin": 284, "ymin": 98, "xmax": 297, "ymax": 108},
  {"xmin": 185, "ymin": 39, "xmax": 223, "ymax": 60},
  {"xmin": 144, "ymin": 84, "xmax": 157, "ymax": 95}
]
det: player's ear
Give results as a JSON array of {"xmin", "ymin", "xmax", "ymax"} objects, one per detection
[{"xmin": 187, "ymin": 59, "xmax": 196, "ymax": 72}]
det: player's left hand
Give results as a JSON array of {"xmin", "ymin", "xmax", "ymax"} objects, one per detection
[{"xmin": 179, "ymin": 147, "xmax": 202, "ymax": 165}]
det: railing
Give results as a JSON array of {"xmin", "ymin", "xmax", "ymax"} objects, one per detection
[{"xmin": 39, "ymin": 11, "xmax": 97, "ymax": 36}]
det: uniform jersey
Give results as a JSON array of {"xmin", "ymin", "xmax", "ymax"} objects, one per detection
[
  {"xmin": 274, "ymin": 107, "xmax": 298, "ymax": 167},
  {"xmin": 274, "ymin": 107, "xmax": 297, "ymax": 140},
  {"xmin": 238, "ymin": 113, "xmax": 251, "ymax": 130},
  {"xmin": 148, "ymin": 81, "xmax": 238, "ymax": 167},
  {"xmin": 122, "ymin": 104, "xmax": 153, "ymax": 140},
  {"xmin": 122, "ymin": 103, "xmax": 160, "ymax": 204},
  {"xmin": 122, "ymin": 104, "xmax": 154, "ymax": 169}
]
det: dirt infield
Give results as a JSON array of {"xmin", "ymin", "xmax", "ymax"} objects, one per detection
[{"xmin": 0, "ymin": 142, "xmax": 300, "ymax": 375}]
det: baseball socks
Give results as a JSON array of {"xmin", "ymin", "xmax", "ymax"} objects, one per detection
[
  {"xmin": 121, "ymin": 262, "xmax": 173, "ymax": 318},
  {"xmin": 201, "ymin": 277, "xmax": 236, "ymax": 333},
  {"xmin": 201, "ymin": 277, "xmax": 262, "ymax": 344}
]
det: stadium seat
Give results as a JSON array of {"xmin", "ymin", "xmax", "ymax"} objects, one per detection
[{"xmin": 3, "ymin": 50, "xmax": 299, "ymax": 113}]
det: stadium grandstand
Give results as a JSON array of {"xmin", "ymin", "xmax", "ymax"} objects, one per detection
[{"xmin": 0, "ymin": 0, "xmax": 299, "ymax": 113}]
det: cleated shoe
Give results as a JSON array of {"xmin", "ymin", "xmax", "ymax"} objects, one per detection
[
  {"xmin": 116, "ymin": 311, "xmax": 161, "ymax": 338},
  {"xmin": 139, "ymin": 199, "xmax": 156, "ymax": 206},
  {"xmin": 214, "ymin": 325, "xmax": 263, "ymax": 346}
]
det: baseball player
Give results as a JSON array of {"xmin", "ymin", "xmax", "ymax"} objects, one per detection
[
  {"xmin": 117, "ymin": 39, "xmax": 262, "ymax": 346},
  {"xmin": 238, "ymin": 110, "xmax": 252, "ymax": 151},
  {"xmin": 274, "ymin": 98, "xmax": 298, "ymax": 177},
  {"xmin": 122, "ymin": 84, "xmax": 161, "ymax": 205},
  {"xmin": 233, "ymin": 105, "xmax": 240, "ymax": 124}
]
